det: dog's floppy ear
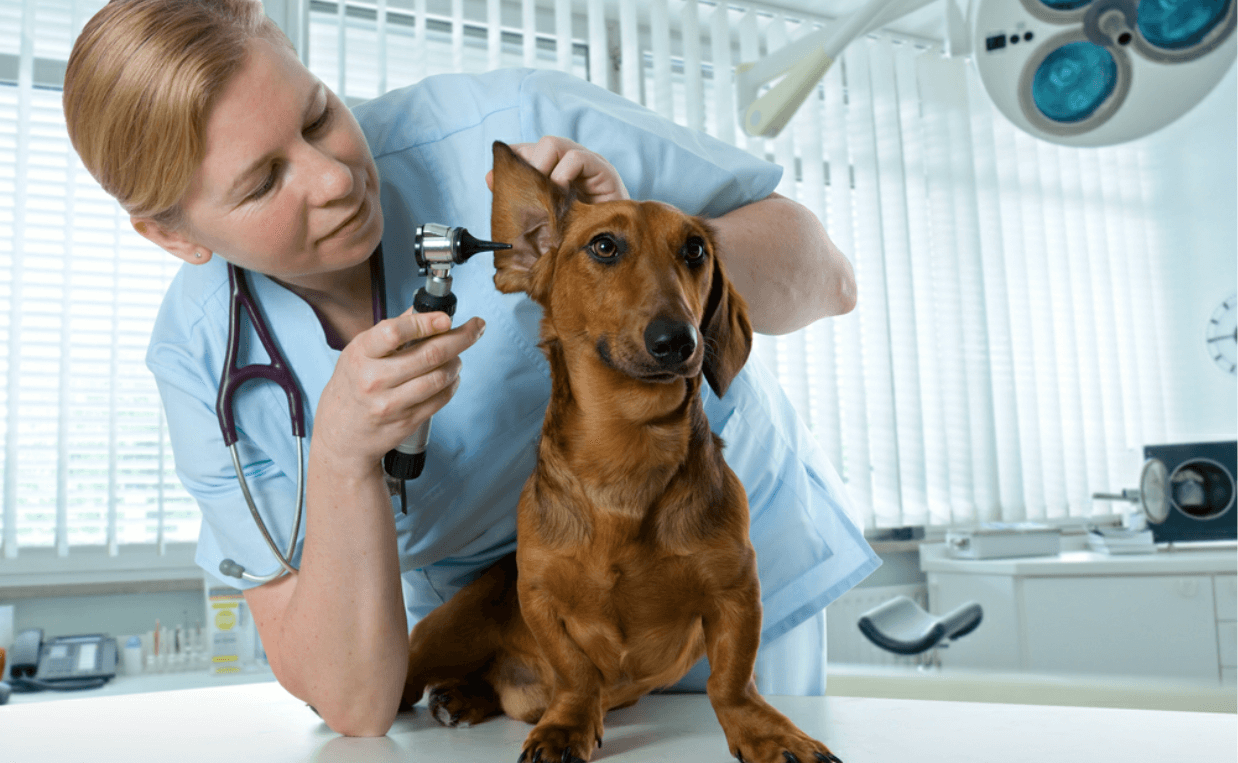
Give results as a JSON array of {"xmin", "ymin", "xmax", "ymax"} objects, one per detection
[
  {"xmin": 701, "ymin": 252, "xmax": 753, "ymax": 397},
  {"xmin": 490, "ymin": 141, "xmax": 573, "ymax": 300}
]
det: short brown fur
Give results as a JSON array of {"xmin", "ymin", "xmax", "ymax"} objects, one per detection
[{"xmin": 401, "ymin": 142, "xmax": 839, "ymax": 763}]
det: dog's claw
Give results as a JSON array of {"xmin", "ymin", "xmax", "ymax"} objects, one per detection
[
  {"xmin": 815, "ymin": 754, "xmax": 843, "ymax": 763},
  {"xmin": 597, "ymin": 735, "xmax": 603, "ymax": 749},
  {"xmin": 784, "ymin": 754, "xmax": 801, "ymax": 763}
]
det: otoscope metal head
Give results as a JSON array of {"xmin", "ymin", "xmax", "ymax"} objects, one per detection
[{"xmin": 414, "ymin": 224, "xmax": 511, "ymax": 275}]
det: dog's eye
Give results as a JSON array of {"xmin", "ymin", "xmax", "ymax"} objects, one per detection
[
  {"xmin": 587, "ymin": 234, "xmax": 621, "ymax": 261},
  {"xmin": 682, "ymin": 237, "xmax": 708, "ymax": 266}
]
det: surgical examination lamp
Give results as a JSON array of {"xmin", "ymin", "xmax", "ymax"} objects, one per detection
[{"xmin": 736, "ymin": 0, "xmax": 1236, "ymax": 146}]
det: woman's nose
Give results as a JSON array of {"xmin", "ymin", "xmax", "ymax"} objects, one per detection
[{"xmin": 304, "ymin": 145, "xmax": 355, "ymax": 205}]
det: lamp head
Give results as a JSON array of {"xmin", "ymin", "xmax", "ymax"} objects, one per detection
[{"xmin": 970, "ymin": 0, "xmax": 1236, "ymax": 146}]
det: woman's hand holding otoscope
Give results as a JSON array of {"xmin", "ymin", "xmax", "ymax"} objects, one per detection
[{"xmin": 382, "ymin": 224, "xmax": 510, "ymax": 512}]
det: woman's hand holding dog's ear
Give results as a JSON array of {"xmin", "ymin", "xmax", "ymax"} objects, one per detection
[
  {"xmin": 486, "ymin": 135, "xmax": 629, "ymax": 204},
  {"xmin": 313, "ymin": 310, "xmax": 486, "ymax": 475}
]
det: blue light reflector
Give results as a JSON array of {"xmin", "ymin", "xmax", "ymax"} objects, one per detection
[
  {"xmin": 1039, "ymin": 0, "xmax": 1092, "ymax": 9},
  {"xmin": 1031, "ymin": 41, "xmax": 1118, "ymax": 123},
  {"xmin": 1139, "ymin": 0, "xmax": 1230, "ymax": 49}
]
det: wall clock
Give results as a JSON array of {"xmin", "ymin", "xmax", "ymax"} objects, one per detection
[{"xmin": 1206, "ymin": 292, "xmax": 1237, "ymax": 376}]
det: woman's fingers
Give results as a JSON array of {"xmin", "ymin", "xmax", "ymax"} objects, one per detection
[
  {"xmin": 320, "ymin": 314, "xmax": 485, "ymax": 464},
  {"xmin": 486, "ymin": 136, "xmax": 629, "ymax": 203}
]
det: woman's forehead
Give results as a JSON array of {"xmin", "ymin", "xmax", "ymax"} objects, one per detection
[{"xmin": 193, "ymin": 37, "xmax": 322, "ymax": 203}]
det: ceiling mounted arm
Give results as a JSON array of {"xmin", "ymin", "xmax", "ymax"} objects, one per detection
[{"xmin": 736, "ymin": 0, "xmax": 939, "ymax": 137}]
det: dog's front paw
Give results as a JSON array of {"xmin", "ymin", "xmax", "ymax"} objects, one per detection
[
  {"xmin": 729, "ymin": 731, "xmax": 841, "ymax": 763},
  {"xmin": 518, "ymin": 722, "xmax": 603, "ymax": 763},
  {"xmin": 718, "ymin": 702, "xmax": 841, "ymax": 763}
]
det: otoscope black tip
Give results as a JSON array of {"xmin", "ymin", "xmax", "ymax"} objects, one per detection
[{"xmin": 455, "ymin": 228, "xmax": 513, "ymax": 263}]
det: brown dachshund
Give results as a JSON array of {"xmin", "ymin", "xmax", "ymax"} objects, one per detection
[{"xmin": 400, "ymin": 141, "xmax": 841, "ymax": 763}]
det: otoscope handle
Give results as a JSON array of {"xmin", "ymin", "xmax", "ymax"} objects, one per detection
[
  {"xmin": 413, "ymin": 290, "xmax": 457, "ymax": 317},
  {"xmin": 382, "ymin": 224, "xmax": 509, "ymax": 487},
  {"xmin": 383, "ymin": 285, "xmax": 455, "ymax": 480}
]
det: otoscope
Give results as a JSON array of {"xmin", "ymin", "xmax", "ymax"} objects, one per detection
[{"xmin": 382, "ymin": 223, "xmax": 510, "ymax": 499}]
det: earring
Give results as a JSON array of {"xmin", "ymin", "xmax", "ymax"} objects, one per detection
[{"xmin": 195, "ymin": 251, "xmax": 204, "ymax": 259}]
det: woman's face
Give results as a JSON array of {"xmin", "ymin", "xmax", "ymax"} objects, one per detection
[{"xmin": 138, "ymin": 36, "xmax": 383, "ymax": 292}]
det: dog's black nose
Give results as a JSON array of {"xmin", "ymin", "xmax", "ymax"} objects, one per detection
[{"xmin": 645, "ymin": 318, "xmax": 698, "ymax": 365}]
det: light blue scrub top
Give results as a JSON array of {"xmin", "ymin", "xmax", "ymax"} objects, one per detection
[{"xmin": 147, "ymin": 68, "xmax": 879, "ymax": 644}]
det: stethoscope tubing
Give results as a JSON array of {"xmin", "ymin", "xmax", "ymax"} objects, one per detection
[
  {"xmin": 216, "ymin": 251, "xmax": 386, "ymax": 585},
  {"xmin": 228, "ymin": 437, "xmax": 304, "ymax": 583},
  {"xmin": 217, "ymin": 263, "xmax": 310, "ymax": 585}
]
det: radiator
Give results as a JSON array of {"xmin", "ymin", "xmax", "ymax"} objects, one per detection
[{"xmin": 826, "ymin": 583, "xmax": 930, "ymax": 666}]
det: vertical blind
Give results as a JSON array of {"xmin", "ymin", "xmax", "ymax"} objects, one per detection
[
  {"xmin": 1, "ymin": 0, "xmax": 196, "ymax": 558},
  {"xmin": 0, "ymin": 0, "xmax": 1170, "ymax": 562},
  {"xmin": 298, "ymin": 0, "xmax": 1169, "ymax": 528}
]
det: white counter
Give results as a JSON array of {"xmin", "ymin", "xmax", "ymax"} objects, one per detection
[
  {"xmin": 1, "ymin": 681, "xmax": 1234, "ymax": 763},
  {"xmin": 918, "ymin": 542, "xmax": 1238, "ymax": 682},
  {"xmin": 920, "ymin": 541, "xmax": 1238, "ymax": 576}
]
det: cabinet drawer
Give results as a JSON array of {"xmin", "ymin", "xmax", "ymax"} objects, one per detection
[
  {"xmin": 1216, "ymin": 575, "xmax": 1237, "ymax": 621},
  {"xmin": 1219, "ymin": 622, "xmax": 1237, "ymax": 669},
  {"xmin": 1022, "ymin": 575, "xmax": 1220, "ymax": 680}
]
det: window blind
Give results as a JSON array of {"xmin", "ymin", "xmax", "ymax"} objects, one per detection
[
  {"xmin": 0, "ymin": 0, "xmax": 1171, "ymax": 566},
  {"xmin": 1, "ymin": 0, "xmax": 197, "ymax": 559},
  {"xmin": 300, "ymin": 0, "xmax": 1169, "ymax": 529}
]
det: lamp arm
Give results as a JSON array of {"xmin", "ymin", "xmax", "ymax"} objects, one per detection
[{"xmin": 737, "ymin": 0, "xmax": 940, "ymax": 137}]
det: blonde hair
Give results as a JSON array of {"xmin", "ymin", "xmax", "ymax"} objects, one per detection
[{"xmin": 63, "ymin": 0, "xmax": 292, "ymax": 226}]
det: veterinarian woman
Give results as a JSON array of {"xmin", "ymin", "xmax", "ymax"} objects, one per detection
[{"xmin": 64, "ymin": 0, "xmax": 879, "ymax": 736}]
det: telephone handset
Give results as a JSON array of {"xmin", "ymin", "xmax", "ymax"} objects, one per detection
[{"xmin": 9, "ymin": 628, "xmax": 117, "ymax": 692}]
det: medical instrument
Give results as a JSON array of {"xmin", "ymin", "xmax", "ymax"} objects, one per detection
[
  {"xmin": 216, "ymin": 225, "xmax": 508, "ymax": 584},
  {"xmin": 216, "ymin": 262, "xmax": 306, "ymax": 585},
  {"xmin": 736, "ymin": 0, "xmax": 1235, "ymax": 146},
  {"xmin": 382, "ymin": 224, "xmax": 510, "ymax": 488}
]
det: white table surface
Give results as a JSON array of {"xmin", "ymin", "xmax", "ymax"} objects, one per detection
[{"xmin": 1, "ymin": 681, "xmax": 1234, "ymax": 763}]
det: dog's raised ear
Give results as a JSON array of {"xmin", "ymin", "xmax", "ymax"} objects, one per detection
[
  {"xmin": 490, "ymin": 141, "xmax": 573, "ymax": 300},
  {"xmin": 701, "ymin": 252, "xmax": 753, "ymax": 397}
]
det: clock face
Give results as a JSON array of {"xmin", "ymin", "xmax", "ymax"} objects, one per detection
[{"xmin": 1206, "ymin": 292, "xmax": 1238, "ymax": 376}]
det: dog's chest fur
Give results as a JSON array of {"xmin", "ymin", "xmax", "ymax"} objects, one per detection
[
  {"xmin": 518, "ymin": 378, "xmax": 748, "ymax": 695},
  {"xmin": 530, "ymin": 536, "xmax": 712, "ymax": 688}
]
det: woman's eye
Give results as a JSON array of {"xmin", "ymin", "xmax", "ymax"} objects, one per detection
[
  {"xmin": 588, "ymin": 234, "xmax": 620, "ymax": 259},
  {"xmin": 249, "ymin": 165, "xmax": 279, "ymax": 201},
  {"xmin": 305, "ymin": 104, "xmax": 333, "ymax": 136}
]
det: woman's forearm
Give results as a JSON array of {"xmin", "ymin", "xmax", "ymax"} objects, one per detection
[
  {"xmin": 247, "ymin": 454, "xmax": 408, "ymax": 737},
  {"xmin": 711, "ymin": 193, "xmax": 856, "ymax": 335},
  {"xmin": 245, "ymin": 310, "xmax": 481, "ymax": 735}
]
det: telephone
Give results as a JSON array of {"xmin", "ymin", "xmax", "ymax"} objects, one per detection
[{"xmin": 8, "ymin": 628, "xmax": 118, "ymax": 692}]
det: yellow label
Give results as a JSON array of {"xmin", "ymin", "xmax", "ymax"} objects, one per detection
[
  {"xmin": 212, "ymin": 655, "xmax": 238, "ymax": 663},
  {"xmin": 214, "ymin": 666, "xmax": 241, "ymax": 674},
  {"xmin": 215, "ymin": 609, "xmax": 237, "ymax": 631},
  {"xmin": 211, "ymin": 602, "xmax": 239, "ymax": 609}
]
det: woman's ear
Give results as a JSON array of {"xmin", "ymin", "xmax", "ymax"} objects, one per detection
[{"xmin": 131, "ymin": 216, "xmax": 212, "ymax": 264}]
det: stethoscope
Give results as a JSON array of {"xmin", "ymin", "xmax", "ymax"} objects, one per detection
[
  {"xmin": 212, "ymin": 226, "xmax": 504, "ymax": 585},
  {"xmin": 215, "ymin": 248, "xmax": 388, "ymax": 585}
]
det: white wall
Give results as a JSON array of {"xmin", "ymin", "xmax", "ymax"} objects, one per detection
[{"xmin": 1141, "ymin": 65, "xmax": 1238, "ymax": 443}]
